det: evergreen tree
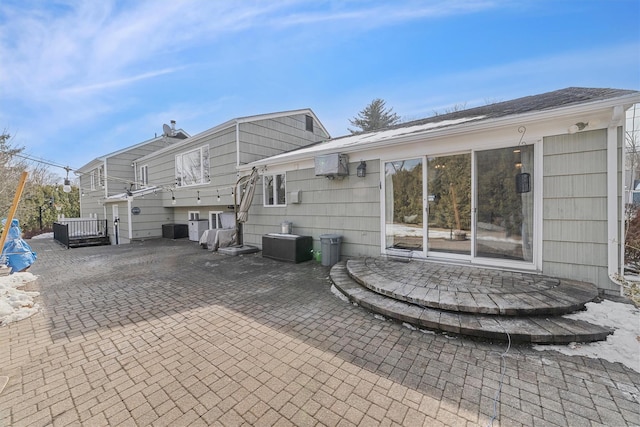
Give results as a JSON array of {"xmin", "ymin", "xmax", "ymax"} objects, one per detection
[{"xmin": 348, "ymin": 98, "xmax": 400, "ymax": 134}]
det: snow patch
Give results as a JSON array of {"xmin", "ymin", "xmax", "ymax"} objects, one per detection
[
  {"xmin": 0, "ymin": 272, "xmax": 40, "ymax": 326},
  {"xmin": 330, "ymin": 284, "xmax": 349, "ymax": 302},
  {"xmin": 533, "ymin": 299, "xmax": 640, "ymax": 373}
]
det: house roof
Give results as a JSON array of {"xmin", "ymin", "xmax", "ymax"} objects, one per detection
[
  {"xmin": 76, "ymin": 129, "xmax": 189, "ymax": 172},
  {"xmin": 243, "ymin": 87, "xmax": 640, "ymax": 168},
  {"xmin": 135, "ymin": 108, "xmax": 329, "ymax": 163}
]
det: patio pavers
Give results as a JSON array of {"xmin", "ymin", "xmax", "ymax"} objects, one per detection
[{"xmin": 0, "ymin": 238, "xmax": 638, "ymax": 426}]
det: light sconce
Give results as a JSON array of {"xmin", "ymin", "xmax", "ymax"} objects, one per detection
[
  {"xmin": 197, "ymin": 191, "xmax": 201, "ymax": 205},
  {"xmin": 513, "ymin": 149, "xmax": 522, "ymax": 169},
  {"xmin": 357, "ymin": 161, "xmax": 367, "ymax": 178},
  {"xmin": 171, "ymin": 190, "xmax": 176, "ymax": 205},
  {"xmin": 62, "ymin": 166, "xmax": 72, "ymax": 193},
  {"xmin": 217, "ymin": 189, "xmax": 221, "ymax": 202},
  {"xmin": 568, "ymin": 122, "xmax": 588, "ymax": 134}
]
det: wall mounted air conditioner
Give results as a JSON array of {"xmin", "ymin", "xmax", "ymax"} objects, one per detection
[{"xmin": 314, "ymin": 153, "xmax": 349, "ymax": 179}]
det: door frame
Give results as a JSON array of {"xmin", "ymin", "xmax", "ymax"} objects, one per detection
[{"xmin": 380, "ymin": 142, "xmax": 542, "ymax": 271}]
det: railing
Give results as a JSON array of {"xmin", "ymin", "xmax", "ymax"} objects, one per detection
[
  {"xmin": 53, "ymin": 219, "xmax": 108, "ymax": 248},
  {"xmin": 53, "ymin": 222, "xmax": 70, "ymax": 249}
]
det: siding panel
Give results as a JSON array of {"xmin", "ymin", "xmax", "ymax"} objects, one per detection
[{"xmin": 542, "ymin": 129, "xmax": 608, "ymax": 287}]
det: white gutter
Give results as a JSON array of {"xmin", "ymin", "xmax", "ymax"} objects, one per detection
[{"xmin": 240, "ymin": 93, "xmax": 640, "ymax": 171}]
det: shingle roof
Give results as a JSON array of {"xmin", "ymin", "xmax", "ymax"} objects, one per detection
[
  {"xmin": 352, "ymin": 87, "xmax": 638, "ymax": 137},
  {"xmin": 243, "ymin": 87, "xmax": 639, "ymax": 168}
]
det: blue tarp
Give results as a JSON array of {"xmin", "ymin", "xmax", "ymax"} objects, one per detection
[{"xmin": 1, "ymin": 219, "xmax": 37, "ymax": 273}]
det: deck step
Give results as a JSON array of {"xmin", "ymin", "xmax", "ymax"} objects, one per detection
[
  {"xmin": 330, "ymin": 262, "xmax": 612, "ymax": 344},
  {"xmin": 346, "ymin": 259, "xmax": 598, "ymax": 316}
]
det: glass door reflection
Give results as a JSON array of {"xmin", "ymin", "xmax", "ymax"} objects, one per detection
[{"xmin": 427, "ymin": 154, "xmax": 471, "ymax": 256}]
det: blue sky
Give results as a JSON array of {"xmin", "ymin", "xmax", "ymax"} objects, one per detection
[{"xmin": 1, "ymin": 0, "xmax": 639, "ymax": 178}]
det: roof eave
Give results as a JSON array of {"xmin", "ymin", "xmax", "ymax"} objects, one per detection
[{"xmin": 241, "ymin": 92, "xmax": 640, "ymax": 170}]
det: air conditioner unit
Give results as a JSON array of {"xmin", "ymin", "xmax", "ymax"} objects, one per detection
[{"xmin": 314, "ymin": 153, "xmax": 349, "ymax": 179}]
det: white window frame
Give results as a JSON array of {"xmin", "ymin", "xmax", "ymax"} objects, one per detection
[
  {"xmin": 98, "ymin": 166, "xmax": 104, "ymax": 188},
  {"xmin": 188, "ymin": 211, "xmax": 200, "ymax": 220},
  {"xmin": 175, "ymin": 145, "xmax": 210, "ymax": 187},
  {"xmin": 90, "ymin": 171, "xmax": 96, "ymax": 191},
  {"xmin": 263, "ymin": 173, "xmax": 287, "ymax": 207},
  {"xmin": 139, "ymin": 164, "xmax": 149, "ymax": 188},
  {"xmin": 209, "ymin": 211, "xmax": 223, "ymax": 229}
]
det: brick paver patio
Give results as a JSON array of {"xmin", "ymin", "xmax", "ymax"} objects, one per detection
[{"xmin": 1, "ymin": 238, "xmax": 638, "ymax": 426}]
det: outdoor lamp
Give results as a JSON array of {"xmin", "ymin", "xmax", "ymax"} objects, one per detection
[
  {"xmin": 170, "ymin": 190, "xmax": 176, "ymax": 205},
  {"xmin": 568, "ymin": 122, "xmax": 588, "ymax": 134},
  {"xmin": 217, "ymin": 189, "xmax": 221, "ymax": 202},
  {"xmin": 62, "ymin": 166, "xmax": 72, "ymax": 193},
  {"xmin": 63, "ymin": 178, "xmax": 72, "ymax": 193},
  {"xmin": 357, "ymin": 161, "xmax": 367, "ymax": 178},
  {"xmin": 197, "ymin": 191, "xmax": 201, "ymax": 204}
]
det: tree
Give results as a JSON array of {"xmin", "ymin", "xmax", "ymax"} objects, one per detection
[
  {"xmin": 348, "ymin": 98, "xmax": 400, "ymax": 134},
  {"xmin": 1, "ymin": 130, "xmax": 78, "ymax": 237}
]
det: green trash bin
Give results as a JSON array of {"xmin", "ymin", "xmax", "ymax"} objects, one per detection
[{"xmin": 319, "ymin": 234, "xmax": 342, "ymax": 266}]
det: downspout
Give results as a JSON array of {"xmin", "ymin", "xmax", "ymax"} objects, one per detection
[
  {"xmin": 128, "ymin": 197, "xmax": 133, "ymax": 241},
  {"xmin": 608, "ymin": 105, "xmax": 624, "ymax": 295},
  {"xmin": 103, "ymin": 160, "xmax": 108, "ymax": 220}
]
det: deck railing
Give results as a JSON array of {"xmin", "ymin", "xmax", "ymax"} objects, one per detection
[{"xmin": 53, "ymin": 219, "xmax": 108, "ymax": 248}]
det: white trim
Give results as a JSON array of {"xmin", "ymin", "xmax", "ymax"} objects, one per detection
[
  {"xmin": 236, "ymin": 121, "xmax": 240, "ymax": 168},
  {"xmin": 208, "ymin": 210, "xmax": 224, "ymax": 229},
  {"xmin": 608, "ymin": 106, "xmax": 624, "ymax": 288},
  {"xmin": 188, "ymin": 211, "xmax": 200, "ymax": 220},
  {"xmin": 262, "ymin": 173, "xmax": 287, "ymax": 207},
  {"xmin": 379, "ymin": 142, "xmax": 540, "ymax": 271},
  {"xmin": 136, "ymin": 109, "xmax": 328, "ymax": 163},
  {"xmin": 240, "ymin": 93, "xmax": 640, "ymax": 172},
  {"xmin": 127, "ymin": 198, "xmax": 133, "ymax": 240}
]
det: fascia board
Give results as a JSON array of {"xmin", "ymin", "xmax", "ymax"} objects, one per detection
[{"xmin": 240, "ymin": 93, "xmax": 640, "ymax": 171}]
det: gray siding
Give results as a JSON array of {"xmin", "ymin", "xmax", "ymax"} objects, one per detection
[
  {"xmin": 144, "ymin": 128, "xmax": 237, "ymax": 209},
  {"xmin": 130, "ymin": 197, "xmax": 174, "ymax": 240},
  {"xmin": 239, "ymin": 114, "xmax": 329, "ymax": 165},
  {"xmin": 78, "ymin": 136, "xmax": 182, "ymax": 216},
  {"xmin": 243, "ymin": 161, "xmax": 381, "ymax": 259},
  {"xmin": 542, "ymin": 129, "xmax": 612, "ymax": 289}
]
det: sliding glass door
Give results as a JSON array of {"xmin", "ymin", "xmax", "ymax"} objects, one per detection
[
  {"xmin": 427, "ymin": 154, "xmax": 471, "ymax": 256},
  {"xmin": 384, "ymin": 159, "xmax": 424, "ymax": 253},
  {"xmin": 475, "ymin": 145, "xmax": 534, "ymax": 261},
  {"xmin": 383, "ymin": 144, "xmax": 535, "ymax": 266}
]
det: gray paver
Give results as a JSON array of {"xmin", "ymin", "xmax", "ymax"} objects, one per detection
[{"xmin": 0, "ymin": 238, "xmax": 638, "ymax": 426}]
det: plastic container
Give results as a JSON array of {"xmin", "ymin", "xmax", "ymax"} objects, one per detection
[
  {"xmin": 281, "ymin": 221, "xmax": 292, "ymax": 234},
  {"xmin": 319, "ymin": 234, "xmax": 342, "ymax": 266}
]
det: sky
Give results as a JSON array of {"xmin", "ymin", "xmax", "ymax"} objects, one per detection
[{"xmin": 1, "ymin": 0, "xmax": 639, "ymax": 179}]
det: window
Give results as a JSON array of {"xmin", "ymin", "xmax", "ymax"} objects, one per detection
[
  {"xmin": 98, "ymin": 166, "xmax": 104, "ymax": 188},
  {"xmin": 188, "ymin": 211, "xmax": 200, "ymax": 220},
  {"xmin": 263, "ymin": 173, "xmax": 286, "ymax": 206},
  {"xmin": 90, "ymin": 171, "xmax": 96, "ymax": 191},
  {"xmin": 139, "ymin": 165, "xmax": 149, "ymax": 188},
  {"xmin": 175, "ymin": 145, "xmax": 210, "ymax": 187},
  {"xmin": 305, "ymin": 115, "xmax": 314, "ymax": 132},
  {"xmin": 209, "ymin": 211, "xmax": 223, "ymax": 229}
]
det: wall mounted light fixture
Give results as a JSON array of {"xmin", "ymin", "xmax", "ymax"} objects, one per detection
[
  {"xmin": 217, "ymin": 189, "xmax": 221, "ymax": 202},
  {"xmin": 171, "ymin": 190, "xmax": 176, "ymax": 205},
  {"xmin": 197, "ymin": 191, "xmax": 201, "ymax": 205},
  {"xmin": 357, "ymin": 161, "xmax": 367, "ymax": 178},
  {"xmin": 568, "ymin": 122, "xmax": 588, "ymax": 134},
  {"xmin": 62, "ymin": 166, "xmax": 72, "ymax": 193}
]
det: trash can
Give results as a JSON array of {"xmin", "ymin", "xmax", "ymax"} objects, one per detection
[{"xmin": 319, "ymin": 234, "xmax": 342, "ymax": 266}]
